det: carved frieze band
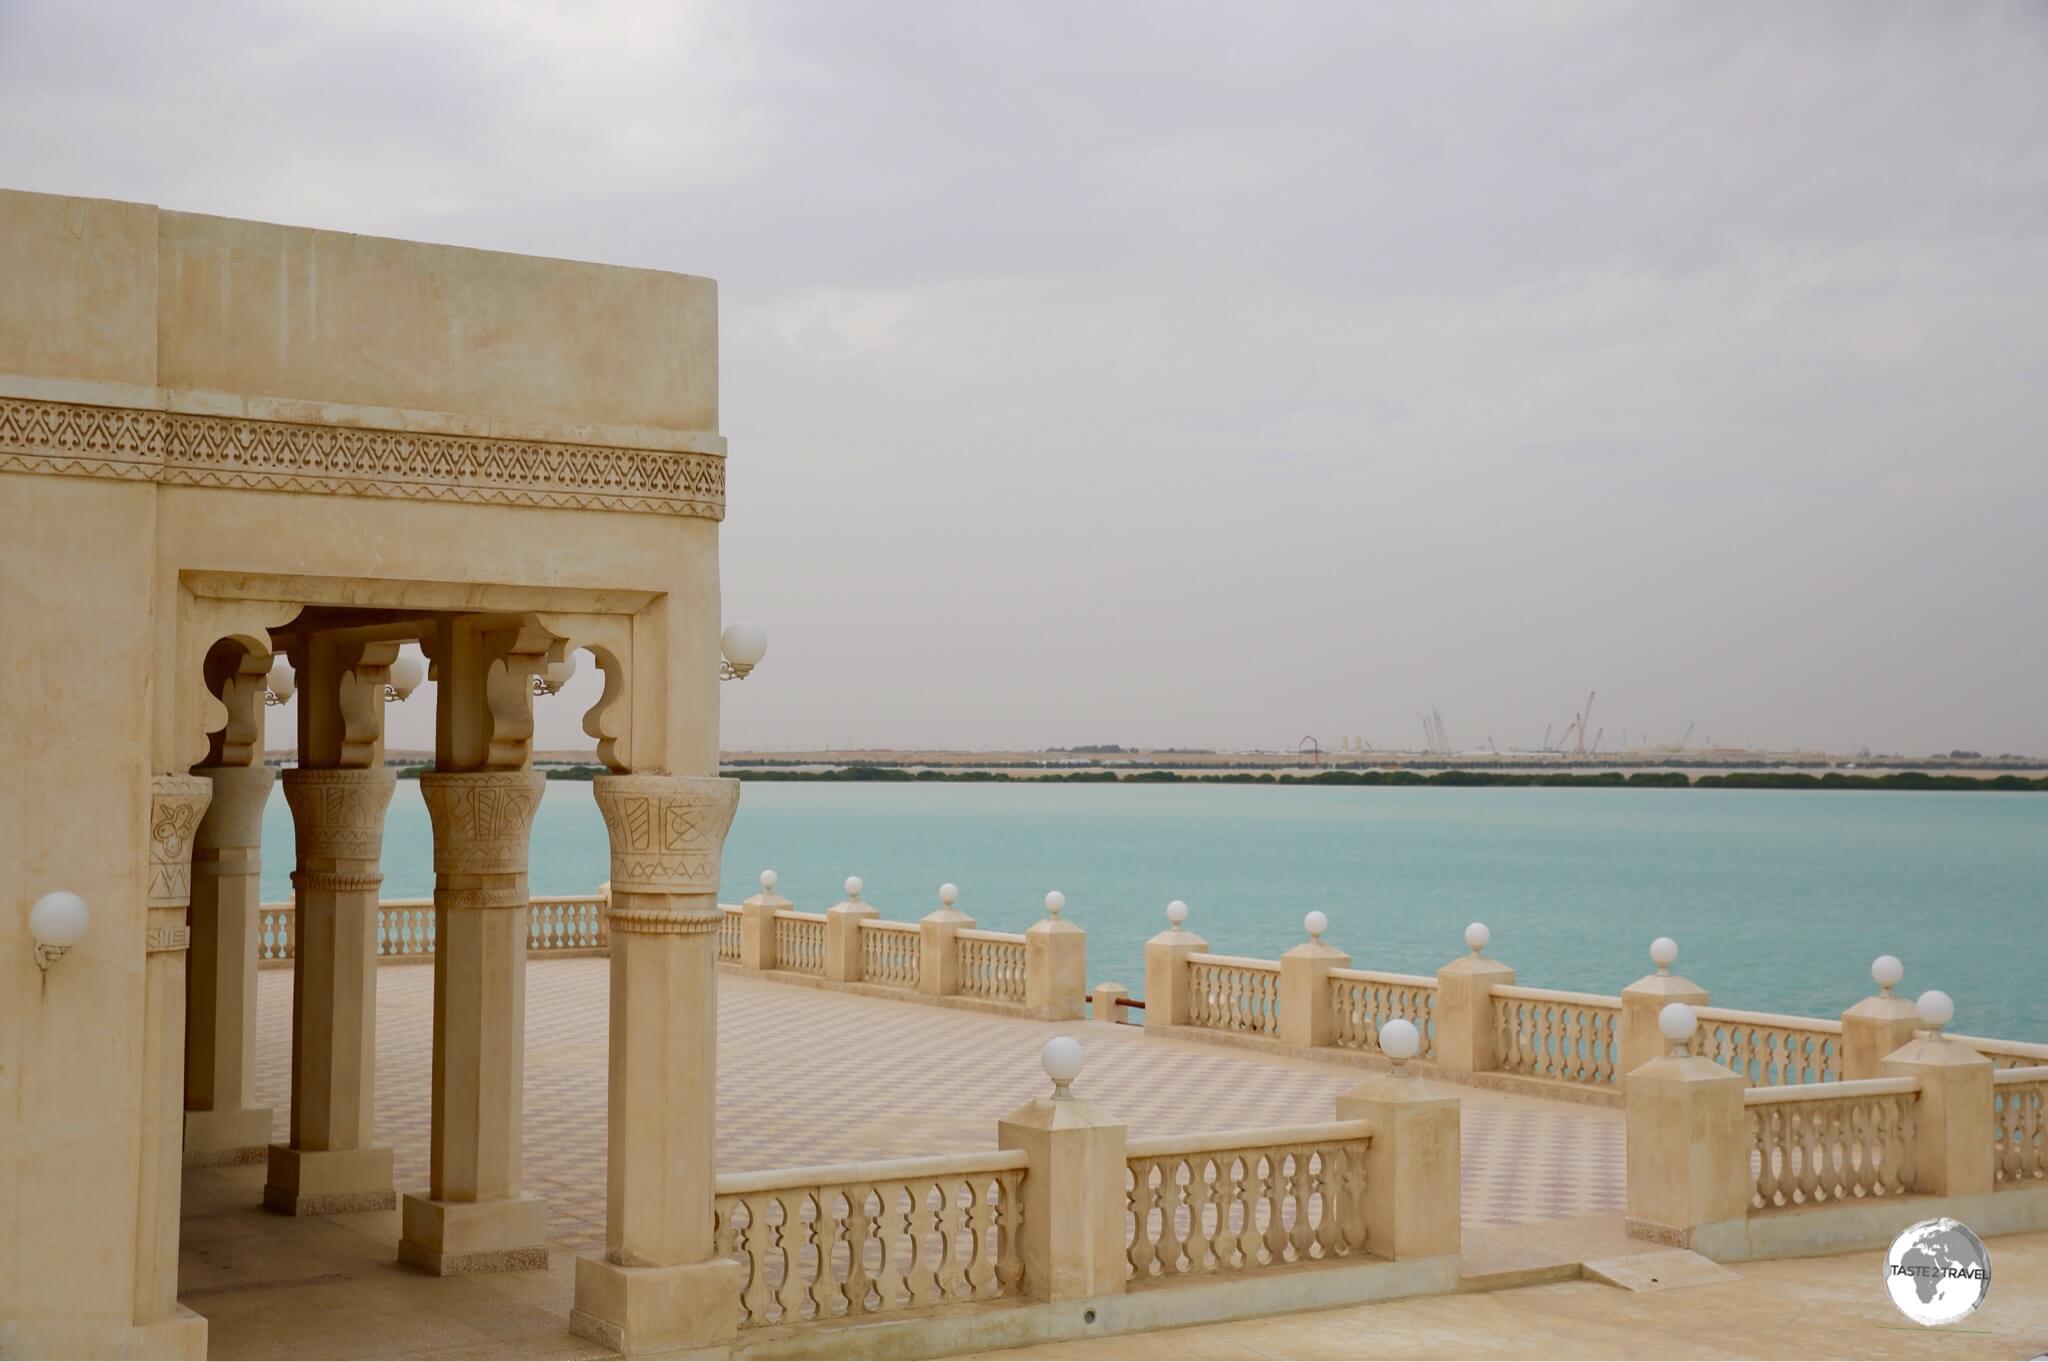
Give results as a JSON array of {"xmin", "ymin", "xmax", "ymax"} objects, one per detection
[
  {"xmin": 419, "ymin": 771, "xmax": 544, "ymax": 877},
  {"xmin": 292, "ymin": 870, "xmax": 385, "ymax": 894},
  {"xmin": 592, "ymin": 774, "xmax": 740, "ymax": 896},
  {"xmin": 281, "ymin": 767, "xmax": 397, "ymax": 864},
  {"xmin": 0, "ymin": 396, "xmax": 725, "ymax": 521},
  {"xmin": 148, "ymin": 775, "xmax": 214, "ymax": 910},
  {"xmin": 434, "ymin": 884, "xmax": 533, "ymax": 911},
  {"xmin": 604, "ymin": 902, "xmax": 724, "ymax": 936}
]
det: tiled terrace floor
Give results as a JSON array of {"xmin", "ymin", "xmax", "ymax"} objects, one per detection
[{"xmin": 248, "ymin": 957, "xmax": 1626, "ymax": 1254}]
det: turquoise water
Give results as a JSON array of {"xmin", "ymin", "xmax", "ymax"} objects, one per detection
[{"xmin": 259, "ymin": 782, "xmax": 2048, "ymax": 1042}]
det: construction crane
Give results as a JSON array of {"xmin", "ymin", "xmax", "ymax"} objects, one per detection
[
  {"xmin": 1575, "ymin": 692, "xmax": 1597, "ymax": 755},
  {"xmin": 1677, "ymin": 721, "xmax": 1695, "ymax": 751},
  {"xmin": 1541, "ymin": 722, "xmax": 1553, "ymax": 752},
  {"xmin": 1591, "ymin": 727, "xmax": 1604, "ymax": 753}
]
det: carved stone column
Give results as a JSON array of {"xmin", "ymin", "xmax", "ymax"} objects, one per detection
[
  {"xmin": 184, "ymin": 763, "xmax": 276, "ymax": 1164},
  {"xmin": 571, "ymin": 775, "xmax": 744, "ymax": 1355},
  {"xmin": 135, "ymin": 775, "xmax": 212, "ymax": 1349},
  {"xmin": 266, "ymin": 766, "xmax": 398, "ymax": 1214},
  {"xmin": 400, "ymin": 769, "xmax": 548, "ymax": 1275}
]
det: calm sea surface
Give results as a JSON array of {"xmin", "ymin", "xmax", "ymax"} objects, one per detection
[{"xmin": 258, "ymin": 782, "xmax": 2047, "ymax": 1042}]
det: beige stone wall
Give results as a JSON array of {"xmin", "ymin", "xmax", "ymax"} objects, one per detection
[{"xmin": 0, "ymin": 185, "xmax": 726, "ymax": 1355}]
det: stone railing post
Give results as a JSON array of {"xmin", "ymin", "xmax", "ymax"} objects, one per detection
[
  {"xmin": 1624, "ymin": 1004, "xmax": 1748, "ymax": 1249},
  {"xmin": 1879, "ymin": 990, "xmax": 1994, "ymax": 1197},
  {"xmin": 1841, "ymin": 954, "xmax": 1921, "ymax": 1079},
  {"xmin": 573, "ymin": 774, "xmax": 745, "ymax": 1355},
  {"xmin": 1025, "ymin": 891, "xmax": 1087, "ymax": 1020},
  {"xmin": 738, "ymin": 871, "xmax": 788, "ymax": 971},
  {"xmin": 1143, "ymin": 901, "xmax": 1207, "ymax": 1026},
  {"xmin": 1091, "ymin": 983, "xmax": 1130, "ymax": 1023},
  {"xmin": 1620, "ymin": 937, "xmax": 1708, "ymax": 1083},
  {"xmin": 1280, "ymin": 911, "xmax": 1348, "ymax": 1050},
  {"xmin": 919, "ymin": 883, "xmax": 974, "ymax": 996},
  {"xmin": 1433, "ymin": 923, "xmax": 1513, "ymax": 1075},
  {"xmin": 1333, "ymin": 1021, "xmax": 1459, "ymax": 1260},
  {"xmin": 996, "ymin": 1039, "xmax": 1128, "ymax": 1301},
  {"xmin": 184, "ymin": 763, "xmax": 276, "ymax": 1165},
  {"xmin": 824, "ymin": 876, "xmax": 877, "ymax": 982}
]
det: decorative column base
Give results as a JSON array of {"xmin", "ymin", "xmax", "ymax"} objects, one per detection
[
  {"xmin": 569, "ymin": 1254, "xmax": 742, "ymax": 1355},
  {"xmin": 399, "ymin": 1193, "xmax": 550, "ymax": 1275},
  {"xmin": 183, "ymin": 1107, "xmax": 273, "ymax": 1167},
  {"xmin": 264, "ymin": 1144, "xmax": 397, "ymax": 1216}
]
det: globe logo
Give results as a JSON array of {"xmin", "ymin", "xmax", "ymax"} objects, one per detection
[{"xmin": 1884, "ymin": 1218, "xmax": 1991, "ymax": 1326}]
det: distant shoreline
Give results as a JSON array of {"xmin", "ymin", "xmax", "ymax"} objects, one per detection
[{"xmin": 371, "ymin": 764, "xmax": 2048, "ymax": 792}]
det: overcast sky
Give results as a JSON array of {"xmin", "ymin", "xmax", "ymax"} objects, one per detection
[{"xmin": 4, "ymin": 2, "xmax": 2043, "ymax": 757}]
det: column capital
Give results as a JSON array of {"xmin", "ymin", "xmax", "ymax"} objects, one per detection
[
  {"xmin": 592, "ymin": 774, "xmax": 739, "ymax": 896},
  {"xmin": 419, "ymin": 769, "xmax": 546, "ymax": 876},
  {"xmin": 281, "ymin": 766, "xmax": 398, "ymax": 868},
  {"xmin": 194, "ymin": 764, "xmax": 276, "ymax": 857},
  {"xmin": 148, "ymin": 775, "xmax": 214, "ymax": 913}
]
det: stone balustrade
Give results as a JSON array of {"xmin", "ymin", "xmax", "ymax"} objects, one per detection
[
  {"xmin": 721, "ymin": 875, "xmax": 1087, "ymax": 1021},
  {"xmin": 1125, "ymin": 1120, "xmax": 1372, "ymax": 1279},
  {"xmin": 256, "ymin": 892, "xmax": 609, "ymax": 965},
  {"xmin": 1143, "ymin": 908, "xmax": 2048, "ymax": 1110},
  {"xmin": 256, "ymin": 873, "xmax": 1086, "ymax": 1019},
  {"xmin": 702, "ymin": 1037, "xmax": 1459, "ymax": 1349},
  {"xmin": 714, "ymin": 1150, "xmax": 1029, "ymax": 1329},
  {"xmin": 1625, "ymin": 998, "xmax": 2048, "ymax": 1261}
]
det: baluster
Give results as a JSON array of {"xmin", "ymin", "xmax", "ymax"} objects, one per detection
[
  {"xmin": 806, "ymin": 1188, "xmax": 843, "ymax": 1319},
  {"xmin": 1179, "ymin": 1155, "xmax": 1204, "ymax": 1269},
  {"xmin": 1228, "ymin": 1148, "xmax": 1260, "ymax": 1269},
  {"xmin": 1160, "ymin": 1157, "xmax": 1191, "ymax": 1274},
  {"xmin": 1245, "ymin": 1146, "xmax": 1277, "ymax": 1261},
  {"xmin": 916, "ymin": 1180, "xmax": 949, "ymax": 1305},
  {"xmin": 1286, "ymin": 1146, "xmax": 1314, "ymax": 1261},
  {"xmin": 729, "ymin": 1196, "xmax": 761, "ymax": 1318},
  {"xmin": 1749, "ymin": 1110, "xmax": 1773, "ymax": 1208},
  {"xmin": 960, "ymin": 1175, "xmax": 993, "ymax": 1296},
  {"xmin": 764, "ymin": 1192, "xmax": 803, "ymax": 1323},
  {"xmin": 1128, "ymin": 1161, "xmax": 1160, "ymax": 1279},
  {"xmin": 735, "ymin": 1195, "xmax": 775, "ymax": 1325},
  {"xmin": 940, "ymin": 1176, "xmax": 975, "ymax": 1299}
]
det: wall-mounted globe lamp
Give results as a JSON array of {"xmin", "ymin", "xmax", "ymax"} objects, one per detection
[
  {"xmin": 719, "ymin": 623, "xmax": 767, "ymax": 681},
  {"xmin": 263, "ymin": 660, "xmax": 295, "ymax": 707},
  {"xmin": 29, "ymin": 891, "xmax": 90, "ymax": 970},
  {"xmin": 384, "ymin": 654, "xmax": 426, "ymax": 703},
  {"xmin": 530, "ymin": 654, "xmax": 579, "ymax": 698}
]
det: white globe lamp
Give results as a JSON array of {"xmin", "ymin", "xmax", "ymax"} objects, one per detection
[
  {"xmin": 264, "ymin": 659, "xmax": 295, "ymax": 705},
  {"xmin": 720, "ymin": 623, "xmax": 768, "ymax": 680},
  {"xmin": 1044, "ymin": 891, "xmax": 1066, "ymax": 919},
  {"xmin": 1650, "ymin": 937, "xmax": 1679, "ymax": 975},
  {"xmin": 386, "ymin": 653, "xmax": 426, "ymax": 701},
  {"xmin": 843, "ymin": 875, "xmax": 862, "ymax": 900},
  {"xmin": 1042, "ymin": 1036, "xmax": 1084, "ymax": 1098},
  {"xmin": 1916, "ymin": 989, "xmax": 1954, "ymax": 1033},
  {"xmin": 1464, "ymin": 922, "xmax": 1490, "ymax": 955},
  {"xmin": 1658, "ymin": 1002, "xmax": 1698, "ymax": 1055},
  {"xmin": 1380, "ymin": 1018, "xmax": 1421, "ymax": 1073},
  {"xmin": 1304, "ymin": 910, "xmax": 1328, "ymax": 941},
  {"xmin": 1872, "ymin": 955, "xmax": 1904, "ymax": 997},
  {"xmin": 760, "ymin": 869, "xmax": 778, "ymax": 892},
  {"xmin": 29, "ymin": 890, "xmax": 90, "ymax": 969},
  {"xmin": 1166, "ymin": 900, "xmax": 1188, "ymax": 928}
]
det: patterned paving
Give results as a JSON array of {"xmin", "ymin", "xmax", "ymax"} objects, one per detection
[{"xmin": 250, "ymin": 959, "xmax": 1624, "ymax": 1253}]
